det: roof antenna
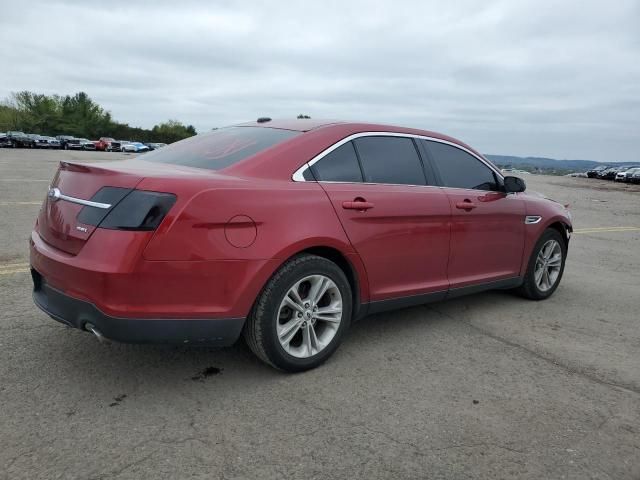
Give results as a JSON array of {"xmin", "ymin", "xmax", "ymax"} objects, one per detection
[{"xmin": 257, "ymin": 117, "xmax": 271, "ymax": 123}]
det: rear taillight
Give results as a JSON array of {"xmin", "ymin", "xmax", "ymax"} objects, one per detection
[
  {"xmin": 77, "ymin": 187, "xmax": 132, "ymax": 226},
  {"xmin": 78, "ymin": 187, "xmax": 176, "ymax": 231}
]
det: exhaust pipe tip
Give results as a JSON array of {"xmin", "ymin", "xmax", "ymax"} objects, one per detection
[{"xmin": 85, "ymin": 322, "xmax": 110, "ymax": 344}]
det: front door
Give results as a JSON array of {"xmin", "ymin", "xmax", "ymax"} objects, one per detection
[
  {"xmin": 444, "ymin": 189, "xmax": 525, "ymax": 287},
  {"xmin": 422, "ymin": 139, "xmax": 525, "ymax": 288}
]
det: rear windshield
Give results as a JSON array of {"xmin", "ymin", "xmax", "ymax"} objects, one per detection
[{"xmin": 141, "ymin": 127, "xmax": 300, "ymax": 170}]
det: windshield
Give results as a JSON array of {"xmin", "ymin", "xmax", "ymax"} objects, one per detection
[{"xmin": 142, "ymin": 127, "xmax": 300, "ymax": 170}]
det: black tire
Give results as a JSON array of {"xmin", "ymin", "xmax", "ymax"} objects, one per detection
[
  {"xmin": 243, "ymin": 254, "xmax": 352, "ymax": 372},
  {"xmin": 516, "ymin": 228, "xmax": 567, "ymax": 300}
]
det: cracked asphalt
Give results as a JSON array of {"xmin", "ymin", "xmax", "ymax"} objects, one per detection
[{"xmin": 1, "ymin": 149, "xmax": 639, "ymax": 479}]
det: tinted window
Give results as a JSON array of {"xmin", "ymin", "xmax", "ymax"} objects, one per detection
[
  {"xmin": 354, "ymin": 136, "xmax": 426, "ymax": 185},
  {"xmin": 425, "ymin": 141, "xmax": 499, "ymax": 191},
  {"xmin": 142, "ymin": 127, "xmax": 299, "ymax": 170},
  {"xmin": 311, "ymin": 142, "xmax": 363, "ymax": 182}
]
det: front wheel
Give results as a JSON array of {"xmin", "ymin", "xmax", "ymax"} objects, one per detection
[
  {"xmin": 244, "ymin": 254, "xmax": 352, "ymax": 372},
  {"xmin": 516, "ymin": 228, "xmax": 567, "ymax": 300}
]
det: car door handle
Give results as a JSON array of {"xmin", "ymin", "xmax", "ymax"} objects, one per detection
[
  {"xmin": 455, "ymin": 200, "xmax": 477, "ymax": 211},
  {"xmin": 342, "ymin": 199, "xmax": 374, "ymax": 211}
]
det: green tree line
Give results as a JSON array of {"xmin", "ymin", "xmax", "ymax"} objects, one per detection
[{"xmin": 0, "ymin": 91, "xmax": 197, "ymax": 143}]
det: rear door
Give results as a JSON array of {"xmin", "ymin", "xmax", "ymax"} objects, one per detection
[
  {"xmin": 421, "ymin": 140, "xmax": 525, "ymax": 288},
  {"xmin": 313, "ymin": 135, "xmax": 451, "ymax": 303}
]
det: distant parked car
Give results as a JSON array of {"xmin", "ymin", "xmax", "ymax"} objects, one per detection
[
  {"xmin": 599, "ymin": 167, "xmax": 621, "ymax": 180},
  {"xmin": 501, "ymin": 168, "xmax": 530, "ymax": 176},
  {"xmin": 42, "ymin": 136, "xmax": 61, "ymax": 149},
  {"xmin": 614, "ymin": 167, "xmax": 640, "ymax": 182},
  {"xmin": 121, "ymin": 141, "xmax": 150, "ymax": 153},
  {"xmin": 78, "ymin": 138, "xmax": 96, "ymax": 150},
  {"xmin": 95, "ymin": 137, "xmax": 119, "ymax": 152},
  {"xmin": 64, "ymin": 138, "xmax": 95, "ymax": 150},
  {"xmin": 116, "ymin": 140, "xmax": 130, "ymax": 152},
  {"xmin": 64, "ymin": 138, "xmax": 83, "ymax": 150},
  {"xmin": 27, "ymin": 134, "xmax": 51, "ymax": 149},
  {"xmin": 587, "ymin": 166, "xmax": 608, "ymax": 178},
  {"xmin": 625, "ymin": 168, "xmax": 640, "ymax": 182},
  {"xmin": 57, "ymin": 135, "xmax": 77, "ymax": 150},
  {"xmin": 631, "ymin": 170, "xmax": 640, "ymax": 184},
  {"xmin": 6, "ymin": 131, "xmax": 35, "ymax": 148},
  {"xmin": 144, "ymin": 142, "xmax": 167, "ymax": 150},
  {"xmin": 0, "ymin": 132, "xmax": 11, "ymax": 147}
]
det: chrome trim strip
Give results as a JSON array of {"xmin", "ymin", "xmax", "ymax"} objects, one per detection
[
  {"xmin": 48, "ymin": 187, "xmax": 111, "ymax": 209},
  {"xmin": 525, "ymin": 215, "xmax": 542, "ymax": 224},
  {"xmin": 59, "ymin": 193, "xmax": 112, "ymax": 209},
  {"xmin": 291, "ymin": 167, "xmax": 308, "ymax": 182},
  {"xmin": 304, "ymin": 180, "xmax": 441, "ymax": 189},
  {"xmin": 292, "ymin": 131, "xmax": 503, "ymax": 182}
]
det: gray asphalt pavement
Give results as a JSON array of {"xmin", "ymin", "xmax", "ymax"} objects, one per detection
[{"xmin": 1, "ymin": 149, "xmax": 639, "ymax": 479}]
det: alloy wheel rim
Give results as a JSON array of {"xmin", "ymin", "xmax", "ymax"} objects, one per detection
[
  {"xmin": 276, "ymin": 275, "xmax": 343, "ymax": 359},
  {"xmin": 534, "ymin": 240, "xmax": 562, "ymax": 292}
]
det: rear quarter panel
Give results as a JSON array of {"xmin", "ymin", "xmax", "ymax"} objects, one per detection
[{"xmin": 140, "ymin": 176, "xmax": 370, "ymax": 304}]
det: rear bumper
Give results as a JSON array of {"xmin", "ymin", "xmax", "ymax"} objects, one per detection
[
  {"xmin": 32, "ymin": 269, "xmax": 245, "ymax": 345},
  {"xmin": 29, "ymin": 227, "xmax": 281, "ymax": 343}
]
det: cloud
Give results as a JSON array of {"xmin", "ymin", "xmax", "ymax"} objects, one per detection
[{"xmin": 1, "ymin": 0, "xmax": 639, "ymax": 161}]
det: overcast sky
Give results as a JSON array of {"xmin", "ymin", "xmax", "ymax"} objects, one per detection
[{"xmin": 2, "ymin": 0, "xmax": 639, "ymax": 161}]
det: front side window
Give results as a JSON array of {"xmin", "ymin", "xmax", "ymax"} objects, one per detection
[
  {"xmin": 354, "ymin": 136, "xmax": 427, "ymax": 185},
  {"xmin": 310, "ymin": 141, "xmax": 363, "ymax": 182},
  {"xmin": 424, "ymin": 141, "xmax": 499, "ymax": 191}
]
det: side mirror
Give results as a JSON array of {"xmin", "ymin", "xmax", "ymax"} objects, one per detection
[{"xmin": 503, "ymin": 175, "xmax": 526, "ymax": 193}]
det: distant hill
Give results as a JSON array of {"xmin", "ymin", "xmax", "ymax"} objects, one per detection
[{"xmin": 484, "ymin": 155, "xmax": 638, "ymax": 174}]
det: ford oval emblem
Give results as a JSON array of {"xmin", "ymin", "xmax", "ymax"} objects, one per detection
[{"xmin": 48, "ymin": 187, "xmax": 61, "ymax": 202}]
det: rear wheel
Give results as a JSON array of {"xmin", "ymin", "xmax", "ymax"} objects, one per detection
[
  {"xmin": 516, "ymin": 228, "xmax": 567, "ymax": 300},
  {"xmin": 244, "ymin": 254, "xmax": 352, "ymax": 372}
]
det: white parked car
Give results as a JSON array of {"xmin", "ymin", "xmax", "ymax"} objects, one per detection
[{"xmin": 121, "ymin": 141, "xmax": 150, "ymax": 153}]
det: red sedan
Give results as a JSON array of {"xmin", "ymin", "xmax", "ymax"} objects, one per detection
[{"xmin": 30, "ymin": 119, "xmax": 572, "ymax": 371}]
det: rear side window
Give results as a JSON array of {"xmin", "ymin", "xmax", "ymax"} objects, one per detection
[
  {"xmin": 424, "ymin": 140, "xmax": 499, "ymax": 191},
  {"xmin": 354, "ymin": 136, "xmax": 426, "ymax": 185},
  {"xmin": 310, "ymin": 142, "xmax": 363, "ymax": 182},
  {"xmin": 142, "ymin": 127, "xmax": 300, "ymax": 170}
]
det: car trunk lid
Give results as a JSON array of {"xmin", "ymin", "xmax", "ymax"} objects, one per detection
[{"xmin": 37, "ymin": 161, "xmax": 144, "ymax": 255}]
